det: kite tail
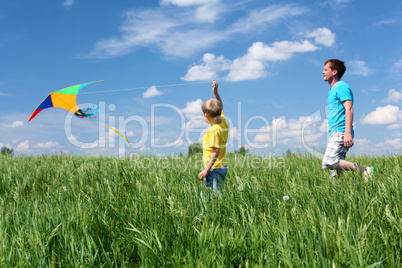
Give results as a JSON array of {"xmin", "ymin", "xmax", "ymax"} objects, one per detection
[
  {"xmin": 100, "ymin": 122, "xmax": 135, "ymax": 154},
  {"xmin": 75, "ymin": 105, "xmax": 99, "ymax": 119}
]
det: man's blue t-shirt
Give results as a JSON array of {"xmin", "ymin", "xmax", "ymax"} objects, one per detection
[{"xmin": 327, "ymin": 81, "xmax": 354, "ymax": 136}]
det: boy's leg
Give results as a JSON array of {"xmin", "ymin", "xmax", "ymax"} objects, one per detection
[
  {"xmin": 205, "ymin": 166, "xmax": 227, "ymax": 194},
  {"xmin": 204, "ymin": 174, "xmax": 213, "ymax": 189},
  {"xmin": 215, "ymin": 166, "xmax": 227, "ymax": 193}
]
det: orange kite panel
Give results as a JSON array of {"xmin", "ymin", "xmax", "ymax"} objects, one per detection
[{"xmin": 51, "ymin": 93, "xmax": 79, "ymax": 114}]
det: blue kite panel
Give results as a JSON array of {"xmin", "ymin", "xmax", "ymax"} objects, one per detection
[{"xmin": 37, "ymin": 95, "xmax": 53, "ymax": 110}]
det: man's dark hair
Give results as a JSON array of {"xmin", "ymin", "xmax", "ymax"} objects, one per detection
[{"xmin": 325, "ymin": 59, "xmax": 346, "ymax": 78}]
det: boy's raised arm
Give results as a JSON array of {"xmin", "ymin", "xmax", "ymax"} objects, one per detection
[{"xmin": 212, "ymin": 81, "xmax": 222, "ymax": 106}]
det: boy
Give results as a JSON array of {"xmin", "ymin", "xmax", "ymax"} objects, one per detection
[
  {"xmin": 198, "ymin": 81, "xmax": 229, "ymax": 193},
  {"xmin": 321, "ymin": 59, "xmax": 374, "ymax": 180}
]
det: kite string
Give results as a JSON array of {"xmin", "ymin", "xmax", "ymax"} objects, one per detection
[{"xmin": 79, "ymin": 81, "xmax": 210, "ymax": 94}]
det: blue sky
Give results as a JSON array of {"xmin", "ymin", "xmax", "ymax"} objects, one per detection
[{"xmin": 1, "ymin": 0, "xmax": 401, "ymax": 156}]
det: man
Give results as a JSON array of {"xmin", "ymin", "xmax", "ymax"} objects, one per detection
[{"xmin": 322, "ymin": 59, "xmax": 374, "ymax": 180}]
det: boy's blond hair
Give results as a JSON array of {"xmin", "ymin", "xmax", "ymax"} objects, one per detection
[{"xmin": 201, "ymin": 99, "xmax": 222, "ymax": 118}]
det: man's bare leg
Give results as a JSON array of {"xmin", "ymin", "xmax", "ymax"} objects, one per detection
[{"xmin": 332, "ymin": 160, "xmax": 373, "ymax": 180}]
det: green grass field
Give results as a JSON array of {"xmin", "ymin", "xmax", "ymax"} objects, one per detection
[{"xmin": 0, "ymin": 153, "xmax": 401, "ymax": 267}]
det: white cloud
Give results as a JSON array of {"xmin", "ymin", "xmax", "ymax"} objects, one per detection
[
  {"xmin": 319, "ymin": 119, "xmax": 328, "ymax": 133},
  {"xmin": 71, "ymin": 127, "xmax": 119, "ymax": 150},
  {"xmin": 10, "ymin": 121, "xmax": 24, "ymax": 128},
  {"xmin": 194, "ymin": 4, "xmax": 218, "ymax": 23},
  {"xmin": 198, "ymin": 128, "xmax": 208, "ymax": 143},
  {"xmin": 62, "ymin": 0, "xmax": 74, "ymax": 7},
  {"xmin": 391, "ymin": 132, "xmax": 402, "ymax": 137},
  {"xmin": 162, "ymin": 29, "xmax": 224, "ymax": 57},
  {"xmin": 183, "ymin": 112, "xmax": 207, "ymax": 145},
  {"xmin": 16, "ymin": 140, "xmax": 29, "ymax": 152},
  {"xmin": 86, "ymin": 3, "xmax": 307, "ymax": 59},
  {"xmin": 160, "ymin": 0, "xmax": 218, "ymax": 7},
  {"xmin": 355, "ymin": 138, "xmax": 370, "ymax": 146},
  {"xmin": 361, "ymin": 105, "xmax": 402, "ymax": 125},
  {"xmin": 161, "ymin": 0, "xmax": 221, "ymax": 22},
  {"xmin": 348, "ymin": 60, "xmax": 370, "ymax": 76},
  {"xmin": 377, "ymin": 138, "xmax": 402, "ymax": 149},
  {"xmin": 248, "ymin": 40, "xmax": 319, "ymax": 61},
  {"xmin": 387, "ymin": 124, "xmax": 402, "ymax": 129},
  {"xmin": 334, "ymin": 0, "xmax": 350, "ymax": 3},
  {"xmin": 181, "ymin": 53, "xmax": 230, "ymax": 81},
  {"xmin": 374, "ymin": 19, "xmax": 399, "ymax": 27},
  {"xmin": 253, "ymin": 126, "xmax": 271, "ymax": 143},
  {"xmin": 182, "ymin": 99, "xmax": 203, "ymax": 117},
  {"xmin": 391, "ymin": 59, "xmax": 402, "ymax": 74},
  {"xmin": 108, "ymin": 127, "xmax": 117, "ymax": 138},
  {"xmin": 34, "ymin": 141, "xmax": 59, "ymax": 148},
  {"xmin": 152, "ymin": 137, "xmax": 161, "ymax": 145},
  {"xmin": 0, "ymin": 143, "xmax": 11, "ymax": 149},
  {"xmin": 229, "ymin": 127, "xmax": 239, "ymax": 141},
  {"xmin": 383, "ymin": 89, "xmax": 402, "ymax": 103},
  {"xmin": 126, "ymin": 131, "xmax": 135, "ymax": 137},
  {"xmin": 182, "ymin": 27, "xmax": 334, "ymax": 81},
  {"xmin": 185, "ymin": 116, "xmax": 206, "ymax": 130},
  {"xmin": 170, "ymin": 139, "xmax": 185, "ymax": 147},
  {"xmin": 87, "ymin": 10, "xmax": 179, "ymax": 58},
  {"xmin": 328, "ymin": 0, "xmax": 351, "ymax": 8},
  {"xmin": 226, "ymin": 40, "xmax": 318, "ymax": 81},
  {"xmin": 228, "ymin": 4, "xmax": 307, "ymax": 34},
  {"xmin": 139, "ymin": 145, "xmax": 149, "ymax": 152},
  {"xmin": 143, "ymin": 86, "xmax": 164, "ymax": 98},
  {"xmin": 251, "ymin": 115, "xmax": 326, "ymax": 149},
  {"xmin": 306, "ymin": 27, "xmax": 335, "ymax": 47}
]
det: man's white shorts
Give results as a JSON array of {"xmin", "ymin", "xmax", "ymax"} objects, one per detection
[{"xmin": 322, "ymin": 130, "xmax": 354, "ymax": 169}]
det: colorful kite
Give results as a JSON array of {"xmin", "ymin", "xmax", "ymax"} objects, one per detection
[
  {"xmin": 27, "ymin": 80, "xmax": 134, "ymax": 153},
  {"xmin": 28, "ymin": 80, "xmax": 103, "ymax": 122}
]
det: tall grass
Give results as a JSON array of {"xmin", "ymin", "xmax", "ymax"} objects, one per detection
[{"xmin": 0, "ymin": 153, "xmax": 400, "ymax": 266}]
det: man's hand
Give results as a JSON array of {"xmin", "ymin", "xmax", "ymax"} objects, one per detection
[
  {"xmin": 342, "ymin": 100, "xmax": 354, "ymax": 149},
  {"xmin": 198, "ymin": 170, "xmax": 208, "ymax": 180},
  {"xmin": 344, "ymin": 132, "xmax": 354, "ymax": 148}
]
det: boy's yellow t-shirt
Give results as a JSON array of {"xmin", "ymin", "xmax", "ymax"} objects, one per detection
[{"xmin": 202, "ymin": 111, "xmax": 229, "ymax": 169}]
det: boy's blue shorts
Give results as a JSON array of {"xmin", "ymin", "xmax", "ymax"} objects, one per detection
[{"xmin": 204, "ymin": 166, "xmax": 227, "ymax": 193}]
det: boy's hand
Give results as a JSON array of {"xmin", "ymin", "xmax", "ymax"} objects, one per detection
[
  {"xmin": 212, "ymin": 81, "xmax": 218, "ymax": 93},
  {"xmin": 198, "ymin": 170, "xmax": 208, "ymax": 180},
  {"xmin": 212, "ymin": 81, "xmax": 222, "ymax": 105}
]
